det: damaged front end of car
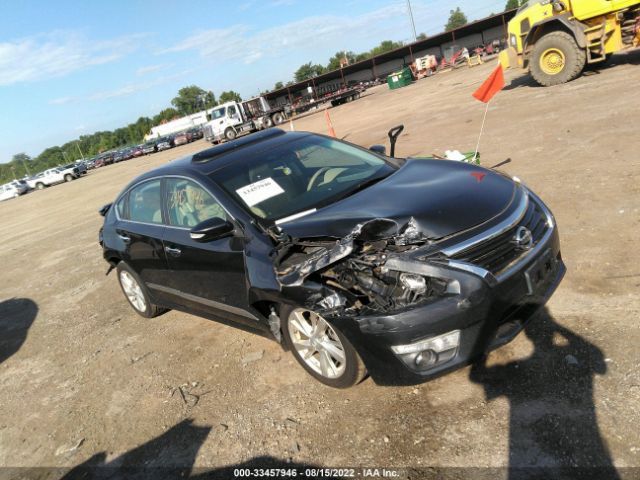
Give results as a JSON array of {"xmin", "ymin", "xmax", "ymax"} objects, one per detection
[
  {"xmin": 268, "ymin": 187, "xmax": 565, "ymax": 383},
  {"xmin": 273, "ymin": 217, "xmax": 456, "ymax": 319}
]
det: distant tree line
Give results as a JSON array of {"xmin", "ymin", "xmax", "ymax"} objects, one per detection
[{"xmin": 0, "ymin": 85, "xmax": 242, "ymax": 184}]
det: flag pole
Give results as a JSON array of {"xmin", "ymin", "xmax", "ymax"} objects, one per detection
[{"xmin": 473, "ymin": 100, "xmax": 490, "ymax": 162}]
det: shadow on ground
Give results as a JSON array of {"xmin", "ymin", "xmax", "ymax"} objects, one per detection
[
  {"xmin": 0, "ymin": 297, "xmax": 38, "ymax": 365},
  {"xmin": 470, "ymin": 308, "xmax": 620, "ymax": 480},
  {"xmin": 57, "ymin": 419, "xmax": 340, "ymax": 480}
]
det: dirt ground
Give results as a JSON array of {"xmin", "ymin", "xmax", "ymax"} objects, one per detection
[{"xmin": 1, "ymin": 53, "xmax": 639, "ymax": 478}]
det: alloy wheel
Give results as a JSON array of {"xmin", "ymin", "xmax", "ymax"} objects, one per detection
[
  {"xmin": 120, "ymin": 271, "xmax": 147, "ymax": 312},
  {"xmin": 288, "ymin": 308, "xmax": 346, "ymax": 379}
]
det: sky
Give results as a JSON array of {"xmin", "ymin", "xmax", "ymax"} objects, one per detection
[{"xmin": 0, "ymin": 0, "xmax": 508, "ymax": 162}]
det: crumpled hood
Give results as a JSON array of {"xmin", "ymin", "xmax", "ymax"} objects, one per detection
[{"xmin": 279, "ymin": 159, "xmax": 517, "ymax": 240}]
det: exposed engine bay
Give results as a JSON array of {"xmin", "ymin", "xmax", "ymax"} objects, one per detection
[{"xmin": 272, "ymin": 218, "xmax": 448, "ymax": 316}]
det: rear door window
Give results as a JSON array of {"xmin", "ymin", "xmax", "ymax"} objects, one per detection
[{"xmin": 128, "ymin": 180, "xmax": 163, "ymax": 225}]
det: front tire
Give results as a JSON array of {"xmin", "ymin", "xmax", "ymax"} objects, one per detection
[
  {"xmin": 530, "ymin": 31, "xmax": 586, "ymax": 86},
  {"xmin": 224, "ymin": 128, "xmax": 237, "ymax": 141},
  {"xmin": 116, "ymin": 262, "xmax": 167, "ymax": 318},
  {"xmin": 281, "ymin": 305, "xmax": 366, "ymax": 388},
  {"xmin": 64, "ymin": 174, "xmax": 73, "ymax": 182},
  {"xmin": 36, "ymin": 183, "xmax": 44, "ymax": 190}
]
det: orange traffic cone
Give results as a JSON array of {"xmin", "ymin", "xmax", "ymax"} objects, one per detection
[{"xmin": 324, "ymin": 108, "xmax": 336, "ymax": 138}]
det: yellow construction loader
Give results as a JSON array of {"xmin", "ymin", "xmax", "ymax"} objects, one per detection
[{"xmin": 501, "ymin": 0, "xmax": 640, "ymax": 86}]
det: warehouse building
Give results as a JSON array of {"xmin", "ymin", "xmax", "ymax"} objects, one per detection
[{"xmin": 264, "ymin": 9, "xmax": 518, "ymax": 107}]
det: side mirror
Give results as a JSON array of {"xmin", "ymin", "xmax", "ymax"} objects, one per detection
[
  {"xmin": 190, "ymin": 217, "xmax": 234, "ymax": 242},
  {"xmin": 369, "ymin": 144, "xmax": 386, "ymax": 155}
]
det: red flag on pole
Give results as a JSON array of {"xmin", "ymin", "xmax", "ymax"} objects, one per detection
[{"xmin": 472, "ymin": 64, "xmax": 505, "ymax": 103}]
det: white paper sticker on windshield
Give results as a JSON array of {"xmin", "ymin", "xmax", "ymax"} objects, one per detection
[{"xmin": 236, "ymin": 177, "xmax": 284, "ymax": 207}]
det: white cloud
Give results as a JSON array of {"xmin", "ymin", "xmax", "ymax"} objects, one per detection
[
  {"xmin": 49, "ymin": 68, "xmax": 195, "ymax": 105},
  {"xmin": 48, "ymin": 96, "xmax": 75, "ymax": 105},
  {"xmin": 160, "ymin": 4, "xmax": 405, "ymax": 65},
  {"xmin": 0, "ymin": 31, "xmax": 147, "ymax": 86},
  {"xmin": 135, "ymin": 63, "xmax": 170, "ymax": 76}
]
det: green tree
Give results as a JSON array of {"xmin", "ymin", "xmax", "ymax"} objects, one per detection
[
  {"xmin": 445, "ymin": 7, "xmax": 468, "ymax": 31},
  {"xmin": 11, "ymin": 153, "xmax": 31, "ymax": 164},
  {"xmin": 326, "ymin": 51, "xmax": 357, "ymax": 71},
  {"xmin": 153, "ymin": 108, "xmax": 181, "ymax": 125},
  {"xmin": 274, "ymin": 81, "xmax": 284, "ymax": 90},
  {"xmin": 218, "ymin": 90, "xmax": 243, "ymax": 103},
  {"xmin": 171, "ymin": 86, "xmax": 216, "ymax": 115},
  {"xmin": 505, "ymin": 0, "xmax": 523, "ymax": 9},
  {"xmin": 417, "ymin": 32, "xmax": 428, "ymax": 41},
  {"xmin": 294, "ymin": 62, "xmax": 325, "ymax": 82},
  {"xmin": 369, "ymin": 40, "xmax": 403, "ymax": 57}
]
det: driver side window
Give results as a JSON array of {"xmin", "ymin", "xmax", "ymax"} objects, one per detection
[{"xmin": 165, "ymin": 178, "xmax": 227, "ymax": 228}]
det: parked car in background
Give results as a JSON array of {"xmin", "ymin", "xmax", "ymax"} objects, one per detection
[
  {"xmin": 131, "ymin": 146, "xmax": 143, "ymax": 158},
  {"xmin": 114, "ymin": 151, "xmax": 127, "ymax": 163},
  {"xmin": 173, "ymin": 132, "xmax": 188, "ymax": 146},
  {"xmin": 0, "ymin": 182, "xmax": 28, "ymax": 201},
  {"xmin": 84, "ymin": 158, "xmax": 97, "ymax": 169},
  {"xmin": 142, "ymin": 142, "xmax": 157, "ymax": 155},
  {"xmin": 66, "ymin": 162, "xmax": 87, "ymax": 175},
  {"xmin": 187, "ymin": 127, "xmax": 203, "ymax": 142},
  {"xmin": 156, "ymin": 137, "xmax": 172, "ymax": 151},
  {"xmin": 57, "ymin": 164, "xmax": 81, "ymax": 180},
  {"xmin": 99, "ymin": 128, "xmax": 564, "ymax": 388},
  {"xmin": 97, "ymin": 152, "xmax": 115, "ymax": 166},
  {"xmin": 26, "ymin": 168, "xmax": 72, "ymax": 190},
  {"xmin": 11, "ymin": 179, "xmax": 32, "ymax": 191}
]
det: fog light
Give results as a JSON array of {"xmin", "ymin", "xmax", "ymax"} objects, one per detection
[
  {"xmin": 392, "ymin": 330, "xmax": 461, "ymax": 371},
  {"xmin": 415, "ymin": 350, "xmax": 437, "ymax": 367}
]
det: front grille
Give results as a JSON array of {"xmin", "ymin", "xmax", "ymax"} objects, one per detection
[{"xmin": 450, "ymin": 197, "xmax": 549, "ymax": 275}]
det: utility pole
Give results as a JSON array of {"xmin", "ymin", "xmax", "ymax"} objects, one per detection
[
  {"xmin": 406, "ymin": 0, "xmax": 418, "ymax": 43},
  {"xmin": 22, "ymin": 159, "xmax": 31, "ymax": 177},
  {"xmin": 76, "ymin": 142, "xmax": 85, "ymax": 160}
]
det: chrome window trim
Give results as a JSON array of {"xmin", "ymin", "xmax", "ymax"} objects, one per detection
[
  {"xmin": 441, "ymin": 188, "xmax": 529, "ymax": 257},
  {"xmin": 113, "ymin": 174, "xmax": 236, "ymax": 230}
]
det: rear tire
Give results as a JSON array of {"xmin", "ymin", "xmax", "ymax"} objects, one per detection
[
  {"xmin": 281, "ymin": 304, "xmax": 366, "ymax": 389},
  {"xmin": 530, "ymin": 31, "xmax": 586, "ymax": 86},
  {"xmin": 271, "ymin": 112, "xmax": 285, "ymax": 125},
  {"xmin": 36, "ymin": 183, "xmax": 44, "ymax": 190},
  {"xmin": 64, "ymin": 174, "xmax": 73, "ymax": 182},
  {"xmin": 116, "ymin": 262, "xmax": 167, "ymax": 318}
]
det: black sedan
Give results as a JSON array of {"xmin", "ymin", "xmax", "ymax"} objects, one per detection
[{"xmin": 99, "ymin": 129, "xmax": 564, "ymax": 388}]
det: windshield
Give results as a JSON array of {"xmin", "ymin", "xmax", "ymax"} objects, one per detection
[
  {"xmin": 211, "ymin": 135, "xmax": 395, "ymax": 223},
  {"xmin": 210, "ymin": 107, "xmax": 225, "ymax": 120}
]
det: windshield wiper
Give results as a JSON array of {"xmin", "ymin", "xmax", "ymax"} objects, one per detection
[{"xmin": 336, "ymin": 174, "xmax": 389, "ymax": 201}]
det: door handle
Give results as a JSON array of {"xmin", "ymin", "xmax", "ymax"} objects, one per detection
[
  {"xmin": 118, "ymin": 234, "xmax": 131, "ymax": 243},
  {"xmin": 165, "ymin": 246, "xmax": 182, "ymax": 256}
]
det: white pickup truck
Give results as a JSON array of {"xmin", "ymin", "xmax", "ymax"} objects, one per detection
[{"xmin": 27, "ymin": 167, "xmax": 77, "ymax": 190}]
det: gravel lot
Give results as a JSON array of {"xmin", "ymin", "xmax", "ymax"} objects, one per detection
[{"xmin": 1, "ymin": 54, "xmax": 639, "ymax": 478}]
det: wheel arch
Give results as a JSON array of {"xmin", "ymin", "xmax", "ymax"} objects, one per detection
[{"xmin": 523, "ymin": 16, "xmax": 586, "ymax": 68}]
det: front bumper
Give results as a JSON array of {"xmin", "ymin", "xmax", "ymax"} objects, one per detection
[{"xmin": 336, "ymin": 195, "xmax": 565, "ymax": 385}]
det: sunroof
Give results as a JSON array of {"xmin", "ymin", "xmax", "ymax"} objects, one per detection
[{"xmin": 191, "ymin": 128, "xmax": 287, "ymax": 163}]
